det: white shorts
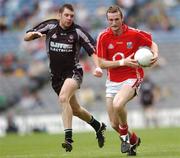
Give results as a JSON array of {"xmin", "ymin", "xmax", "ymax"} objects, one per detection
[{"xmin": 106, "ymin": 78, "xmax": 143, "ymax": 98}]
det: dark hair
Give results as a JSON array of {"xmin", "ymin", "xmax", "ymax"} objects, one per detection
[
  {"xmin": 59, "ymin": 4, "xmax": 74, "ymax": 13},
  {"xmin": 106, "ymin": 5, "xmax": 123, "ymax": 18}
]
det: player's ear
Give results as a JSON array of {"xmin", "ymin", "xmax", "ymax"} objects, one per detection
[
  {"xmin": 120, "ymin": 9, "xmax": 124, "ymax": 22},
  {"xmin": 121, "ymin": 13, "xmax": 124, "ymax": 22},
  {"xmin": 58, "ymin": 12, "xmax": 62, "ymax": 20},
  {"xmin": 122, "ymin": 17, "xmax": 124, "ymax": 22}
]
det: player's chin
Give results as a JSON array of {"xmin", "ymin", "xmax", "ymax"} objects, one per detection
[
  {"xmin": 111, "ymin": 26, "xmax": 119, "ymax": 31},
  {"xmin": 65, "ymin": 22, "xmax": 73, "ymax": 28}
]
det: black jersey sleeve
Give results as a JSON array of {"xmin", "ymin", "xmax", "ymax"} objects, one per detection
[
  {"xmin": 26, "ymin": 19, "xmax": 58, "ymax": 35},
  {"xmin": 75, "ymin": 26, "xmax": 96, "ymax": 56}
]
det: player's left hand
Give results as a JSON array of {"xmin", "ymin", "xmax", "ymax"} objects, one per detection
[
  {"xmin": 125, "ymin": 53, "xmax": 139, "ymax": 68},
  {"xmin": 150, "ymin": 54, "xmax": 158, "ymax": 66},
  {"xmin": 93, "ymin": 67, "xmax": 103, "ymax": 77}
]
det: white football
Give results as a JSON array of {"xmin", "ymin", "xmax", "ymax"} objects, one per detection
[{"xmin": 134, "ymin": 47, "xmax": 153, "ymax": 67}]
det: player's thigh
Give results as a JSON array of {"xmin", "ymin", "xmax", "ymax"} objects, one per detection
[
  {"xmin": 114, "ymin": 85, "xmax": 136, "ymax": 105},
  {"xmin": 59, "ymin": 78, "xmax": 78, "ymax": 99}
]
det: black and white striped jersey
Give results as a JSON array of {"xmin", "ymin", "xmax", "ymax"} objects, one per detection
[{"xmin": 27, "ymin": 19, "xmax": 96, "ymax": 75}]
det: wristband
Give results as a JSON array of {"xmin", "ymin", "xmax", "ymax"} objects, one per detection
[{"xmin": 118, "ymin": 59, "xmax": 124, "ymax": 66}]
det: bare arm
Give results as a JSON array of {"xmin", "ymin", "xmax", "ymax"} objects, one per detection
[
  {"xmin": 98, "ymin": 57, "xmax": 120, "ymax": 69},
  {"xmin": 97, "ymin": 41, "xmax": 159, "ymax": 69},
  {"xmin": 98, "ymin": 54, "xmax": 139, "ymax": 69},
  {"xmin": 91, "ymin": 53, "xmax": 99, "ymax": 67},
  {"xmin": 24, "ymin": 31, "xmax": 44, "ymax": 41},
  {"xmin": 91, "ymin": 53, "xmax": 103, "ymax": 77},
  {"xmin": 150, "ymin": 41, "xmax": 159, "ymax": 65}
]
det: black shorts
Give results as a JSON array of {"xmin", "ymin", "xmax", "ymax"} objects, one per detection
[{"xmin": 51, "ymin": 66, "xmax": 83, "ymax": 95}]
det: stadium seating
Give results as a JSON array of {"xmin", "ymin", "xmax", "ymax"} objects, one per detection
[{"xmin": 0, "ymin": 0, "xmax": 180, "ymax": 116}]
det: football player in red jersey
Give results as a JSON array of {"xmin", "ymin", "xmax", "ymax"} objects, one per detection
[{"xmin": 96, "ymin": 5, "xmax": 158, "ymax": 156}]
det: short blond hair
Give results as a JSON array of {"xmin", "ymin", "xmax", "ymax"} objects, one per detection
[{"xmin": 106, "ymin": 5, "xmax": 123, "ymax": 18}]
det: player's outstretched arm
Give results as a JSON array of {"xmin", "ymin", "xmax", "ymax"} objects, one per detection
[{"xmin": 24, "ymin": 31, "xmax": 43, "ymax": 41}]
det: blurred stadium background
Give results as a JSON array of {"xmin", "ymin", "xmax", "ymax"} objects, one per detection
[{"xmin": 0, "ymin": 0, "xmax": 180, "ymax": 136}]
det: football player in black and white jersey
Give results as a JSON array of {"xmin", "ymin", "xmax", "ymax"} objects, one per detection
[{"xmin": 24, "ymin": 3, "xmax": 106, "ymax": 152}]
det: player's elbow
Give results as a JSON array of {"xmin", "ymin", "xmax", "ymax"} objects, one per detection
[
  {"xmin": 151, "ymin": 41, "xmax": 159, "ymax": 55},
  {"xmin": 152, "ymin": 41, "xmax": 158, "ymax": 50}
]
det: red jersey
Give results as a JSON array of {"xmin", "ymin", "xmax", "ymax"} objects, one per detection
[{"xmin": 97, "ymin": 24, "xmax": 152, "ymax": 82}]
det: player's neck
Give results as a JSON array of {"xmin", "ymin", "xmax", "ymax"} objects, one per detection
[
  {"xmin": 59, "ymin": 21, "xmax": 69, "ymax": 30},
  {"xmin": 113, "ymin": 29, "xmax": 122, "ymax": 36}
]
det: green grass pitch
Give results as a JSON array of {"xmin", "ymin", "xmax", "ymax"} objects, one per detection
[{"xmin": 0, "ymin": 127, "xmax": 180, "ymax": 158}]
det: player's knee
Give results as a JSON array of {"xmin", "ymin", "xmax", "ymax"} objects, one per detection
[
  {"xmin": 59, "ymin": 94, "xmax": 68, "ymax": 104},
  {"xmin": 113, "ymin": 99, "xmax": 124, "ymax": 111}
]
